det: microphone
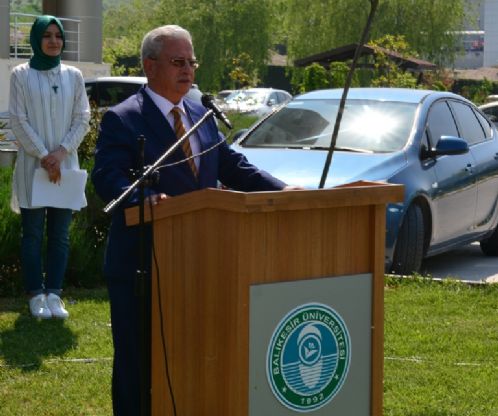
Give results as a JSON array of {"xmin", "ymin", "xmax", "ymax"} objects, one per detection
[{"xmin": 201, "ymin": 94, "xmax": 233, "ymax": 130}]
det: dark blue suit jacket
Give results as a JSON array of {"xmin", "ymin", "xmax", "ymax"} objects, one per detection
[{"xmin": 92, "ymin": 88, "xmax": 286, "ymax": 279}]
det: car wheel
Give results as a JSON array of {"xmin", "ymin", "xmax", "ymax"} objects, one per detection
[
  {"xmin": 391, "ymin": 204, "xmax": 424, "ymax": 275},
  {"xmin": 480, "ymin": 226, "xmax": 498, "ymax": 256}
]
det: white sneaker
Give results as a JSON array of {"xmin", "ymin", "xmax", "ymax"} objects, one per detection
[
  {"xmin": 46, "ymin": 293, "xmax": 69, "ymax": 319},
  {"xmin": 29, "ymin": 294, "xmax": 52, "ymax": 319}
]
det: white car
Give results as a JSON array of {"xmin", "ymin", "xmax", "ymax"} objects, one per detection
[
  {"xmin": 221, "ymin": 88, "xmax": 292, "ymax": 117},
  {"xmin": 479, "ymin": 101, "xmax": 498, "ymax": 126},
  {"xmin": 215, "ymin": 89, "xmax": 234, "ymax": 105}
]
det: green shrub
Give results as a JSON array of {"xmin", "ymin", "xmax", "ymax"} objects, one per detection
[
  {"xmin": 300, "ymin": 62, "xmax": 330, "ymax": 93},
  {"xmin": 66, "ymin": 159, "xmax": 109, "ymax": 289},
  {"xmin": 0, "ymin": 166, "xmax": 22, "ymax": 295}
]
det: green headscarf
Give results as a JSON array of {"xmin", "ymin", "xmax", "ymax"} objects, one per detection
[{"xmin": 29, "ymin": 15, "xmax": 65, "ymax": 71}]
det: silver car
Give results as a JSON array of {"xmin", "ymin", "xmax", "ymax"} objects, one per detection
[
  {"xmin": 232, "ymin": 87, "xmax": 498, "ymax": 275},
  {"xmin": 221, "ymin": 88, "xmax": 292, "ymax": 117}
]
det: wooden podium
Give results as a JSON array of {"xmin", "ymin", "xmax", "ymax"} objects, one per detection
[{"xmin": 126, "ymin": 181, "xmax": 403, "ymax": 415}]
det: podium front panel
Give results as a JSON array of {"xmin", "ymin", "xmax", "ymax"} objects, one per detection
[
  {"xmin": 249, "ymin": 274, "xmax": 372, "ymax": 415},
  {"xmin": 137, "ymin": 186, "xmax": 403, "ymax": 415}
]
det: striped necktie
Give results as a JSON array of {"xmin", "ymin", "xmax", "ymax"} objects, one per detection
[{"xmin": 171, "ymin": 107, "xmax": 198, "ymax": 177}]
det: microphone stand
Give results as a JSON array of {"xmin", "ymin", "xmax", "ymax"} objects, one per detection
[
  {"xmin": 103, "ymin": 108, "xmax": 216, "ymax": 416},
  {"xmin": 318, "ymin": 0, "xmax": 379, "ymax": 188}
]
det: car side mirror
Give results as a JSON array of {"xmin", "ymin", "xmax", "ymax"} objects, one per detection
[
  {"xmin": 432, "ymin": 136, "xmax": 469, "ymax": 156},
  {"xmin": 267, "ymin": 99, "xmax": 276, "ymax": 106}
]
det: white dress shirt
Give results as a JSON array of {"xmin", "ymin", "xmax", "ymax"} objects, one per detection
[{"xmin": 144, "ymin": 86, "xmax": 200, "ymax": 170}]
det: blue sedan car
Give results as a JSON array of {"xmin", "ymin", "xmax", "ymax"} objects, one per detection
[{"xmin": 231, "ymin": 88, "xmax": 498, "ymax": 275}]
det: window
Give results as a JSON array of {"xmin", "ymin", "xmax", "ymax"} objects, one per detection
[
  {"xmin": 277, "ymin": 91, "xmax": 291, "ymax": 104},
  {"xmin": 242, "ymin": 98, "xmax": 417, "ymax": 152},
  {"xmin": 484, "ymin": 105, "xmax": 498, "ymax": 119},
  {"xmin": 475, "ymin": 109, "xmax": 493, "ymax": 138},
  {"xmin": 427, "ymin": 101, "xmax": 458, "ymax": 146},
  {"xmin": 85, "ymin": 82, "xmax": 97, "ymax": 104},
  {"xmin": 268, "ymin": 92, "xmax": 279, "ymax": 105},
  {"xmin": 97, "ymin": 82, "xmax": 143, "ymax": 107},
  {"xmin": 449, "ymin": 101, "xmax": 486, "ymax": 145}
]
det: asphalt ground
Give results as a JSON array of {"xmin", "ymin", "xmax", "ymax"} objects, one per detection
[{"xmin": 419, "ymin": 242, "xmax": 498, "ymax": 284}]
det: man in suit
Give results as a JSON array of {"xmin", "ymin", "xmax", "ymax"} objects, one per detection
[{"xmin": 92, "ymin": 25, "xmax": 294, "ymax": 415}]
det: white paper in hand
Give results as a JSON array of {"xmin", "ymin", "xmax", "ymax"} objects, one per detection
[{"xmin": 32, "ymin": 168, "xmax": 88, "ymax": 210}]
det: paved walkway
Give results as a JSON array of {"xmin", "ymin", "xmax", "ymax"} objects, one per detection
[{"xmin": 420, "ymin": 242, "xmax": 498, "ymax": 284}]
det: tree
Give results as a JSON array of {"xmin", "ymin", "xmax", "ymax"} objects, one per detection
[
  {"xmin": 157, "ymin": 0, "xmax": 272, "ymax": 91},
  {"xmin": 368, "ymin": 34, "xmax": 418, "ymax": 88},
  {"xmin": 228, "ymin": 52, "xmax": 260, "ymax": 89},
  {"xmin": 10, "ymin": 0, "xmax": 41, "ymax": 14},
  {"xmin": 299, "ymin": 62, "xmax": 330, "ymax": 92},
  {"xmin": 103, "ymin": 0, "xmax": 163, "ymax": 75},
  {"xmin": 329, "ymin": 61, "xmax": 359, "ymax": 88},
  {"xmin": 280, "ymin": 0, "xmax": 471, "ymax": 68},
  {"xmin": 103, "ymin": 0, "xmax": 273, "ymax": 91}
]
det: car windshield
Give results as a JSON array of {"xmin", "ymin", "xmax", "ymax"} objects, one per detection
[
  {"xmin": 241, "ymin": 98, "xmax": 418, "ymax": 152},
  {"xmin": 226, "ymin": 90, "xmax": 266, "ymax": 105}
]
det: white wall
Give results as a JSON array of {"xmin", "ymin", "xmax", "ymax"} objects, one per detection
[
  {"xmin": 484, "ymin": 0, "xmax": 498, "ymax": 67},
  {"xmin": 0, "ymin": 59, "xmax": 110, "ymax": 111}
]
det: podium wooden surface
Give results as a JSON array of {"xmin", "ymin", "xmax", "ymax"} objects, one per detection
[{"xmin": 126, "ymin": 181, "xmax": 404, "ymax": 415}]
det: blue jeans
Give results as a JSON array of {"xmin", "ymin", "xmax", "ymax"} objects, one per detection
[{"xmin": 21, "ymin": 207, "xmax": 73, "ymax": 296}]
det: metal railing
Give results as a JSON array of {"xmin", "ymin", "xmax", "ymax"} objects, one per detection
[{"xmin": 10, "ymin": 13, "xmax": 81, "ymax": 61}]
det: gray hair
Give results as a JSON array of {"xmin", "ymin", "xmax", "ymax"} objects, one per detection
[{"xmin": 141, "ymin": 25, "xmax": 193, "ymax": 65}]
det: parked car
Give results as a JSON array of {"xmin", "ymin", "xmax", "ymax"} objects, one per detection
[
  {"xmin": 479, "ymin": 101, "xmax": 498, "ymax": 126},
  {"xmin": 215, "ymin": 89, "xmax": 234, "ymax": 105},
  {"xmin": 232, "ymin": 88, "xmax": 498, "ymax": 275},
  {"xmin": 0, "ymin": 77, "xmax": 203, "ymax": 163},
  {"xmin": 221, "ymin": 88, "xmax": 292, "ymax": 117},
  {"xmin": 0, "ymin": 111, "xmax": 17, "ymax": 167},
  {"xmin": 84, "ymin": 76, "xmax": 202, "ymax": 108}
]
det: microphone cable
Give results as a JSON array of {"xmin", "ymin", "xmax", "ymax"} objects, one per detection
[
  {"xmin": 154, "ymin": 131, "xmax": 230, "ymax": 172},
  {"xmin": 154, "ymin": 103, "xmax": 287, "ymax": 173},
  {"xmin": 149, "ymin": 198, "xmax": 178, "ymax": 416}
]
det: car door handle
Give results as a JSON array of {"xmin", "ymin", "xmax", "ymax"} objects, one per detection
[
  {"xmin": 465, "ymin": 163, "xmax": 474, "ymax": 173},
  {"xmin": 495, "ymin": 153, "xmax": 498, "ymax": 160}
]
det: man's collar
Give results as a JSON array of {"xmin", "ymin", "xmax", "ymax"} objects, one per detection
[{"xmin": 144, "ymin": 86, "xmax": 186, "ymax": 115}]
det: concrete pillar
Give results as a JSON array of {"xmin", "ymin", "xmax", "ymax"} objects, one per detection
[
  {"xmin": 43, "ymin": 0, "xmax": 103, "ymax": 63},
  {"xmin": 484, "ymin": 0, "xmax": 498, "ymax": 67},
  {"xmin": 0, "ymin": 0, "xmax": 10, "ymax": 59}
]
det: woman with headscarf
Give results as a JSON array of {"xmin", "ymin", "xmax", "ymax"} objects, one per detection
[{"xmin": 9, "ymin": 15, "xmax": 90, "ymax": 319}]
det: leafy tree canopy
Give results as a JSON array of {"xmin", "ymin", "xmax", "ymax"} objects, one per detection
[
  {"xmin": 281, "ymin": 0, "xmax": 473, "ymax": 67},
  {"xmin": 103, "ymin": 0, "xmax": 272, "ymax": 91},
  {"xmin": 9, "ymin": 0, "xmax": 41, "ymax": 14},
  {"xmin": 102, "ymin": 0, "xmax": 477, "ymax": 91}
]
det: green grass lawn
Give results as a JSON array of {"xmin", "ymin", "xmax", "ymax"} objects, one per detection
[
  {"xmin": 384, "ymin": 277, "xmax": 498, "ymax": 415},
  {"xmin": 0, "ymin": 288, "xmax": 113, "ymax": 416},
  {"xmin": 1, "ymin": 278, "xmax": 497, "ymax": 415}
]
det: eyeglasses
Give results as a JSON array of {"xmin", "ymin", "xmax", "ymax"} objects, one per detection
[{"xmin": 169, "ymin": 58, "xmax": 199, "ymax": 69}]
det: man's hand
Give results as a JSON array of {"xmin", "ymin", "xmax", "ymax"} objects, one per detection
[{"xmin": 145, "ymin": 193, "xmax": 168, "ymax": 205}]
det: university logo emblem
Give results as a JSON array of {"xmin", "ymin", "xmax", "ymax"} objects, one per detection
[{"xmin": 266, "ymin": 303, "xmax": 351, "ymax": 412}]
